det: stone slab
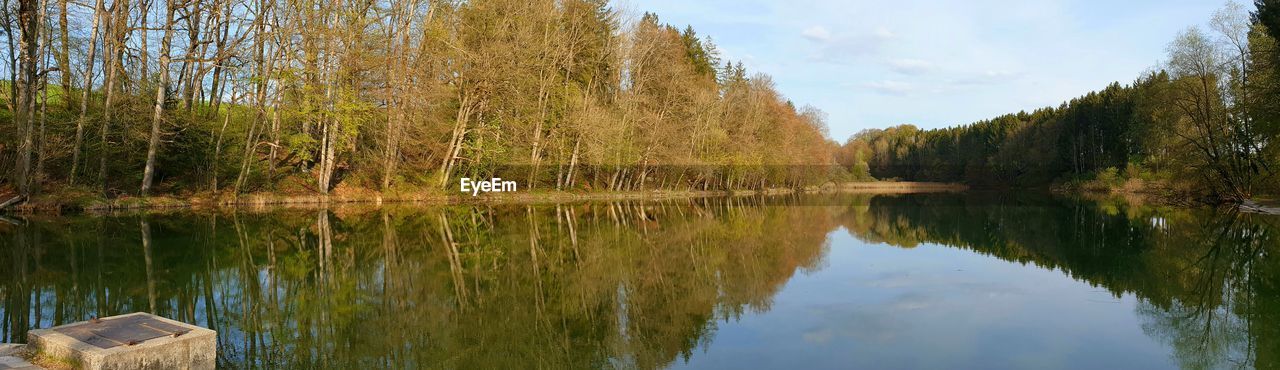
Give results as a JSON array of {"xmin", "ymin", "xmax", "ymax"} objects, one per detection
[
  {"xmin": 0, "ymin": 356, "xmax": 40, "ymax": 370},
  {"xmin": 0, "ymin": 344, "xmax": 23, "ymax": 357},
  {"xmin": 52, "ymin": 315, "xmax": 191, "ymax": 350},
  {"xmin": 28, "ymin": 313, "xmax": 215, "ymax": 370}
]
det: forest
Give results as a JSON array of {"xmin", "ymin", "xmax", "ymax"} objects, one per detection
[
  {"xmin": 838, "ymin": 0, "xmax": 1280, "ymax": 202},
  {"xmin": 7, "ymin": 0, "xmax": 1280, "ymax": 208},
  {"xmin": 0, "ymin": 0, "xmax": 839, "ymax": 206}
]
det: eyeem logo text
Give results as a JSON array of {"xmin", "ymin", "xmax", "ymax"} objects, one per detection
[{"xmin": 460, "ymin": 177, "xmax": 518, "ymax": 196}]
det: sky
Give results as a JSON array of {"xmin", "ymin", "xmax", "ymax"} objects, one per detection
[{"xmin": 620, "ymin": 0, "xmax": 1231, "ymax": 142}]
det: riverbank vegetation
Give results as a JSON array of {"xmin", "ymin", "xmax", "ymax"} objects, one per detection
[
  {"xmin": 0, "ymin": 0, "xmax": 840, "ymax": 209},
  {"xmin": 838, "ymin": 1, "xmax": 1280, "ymax": 203}
]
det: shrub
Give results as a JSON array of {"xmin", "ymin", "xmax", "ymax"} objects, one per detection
[{"xmin": 1095, "ymin": 167, "xmax": 1123, "ymax": 188}]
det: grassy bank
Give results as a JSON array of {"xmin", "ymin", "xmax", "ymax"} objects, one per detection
[
  {"xmin": 1050, "ymin": 172, "xmax": 1280, "ymax": 215},
  {"xmin": 1, "ymin": 181, "xmax": 968, "ymax": 214},
  {"xmin": 836, "ymin": 182, "xmax": 969, "ymax": 192}
]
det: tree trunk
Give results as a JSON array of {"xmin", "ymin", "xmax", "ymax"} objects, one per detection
[
  {"xmin": 34, "ymin": 21, "xmax": 50, "ymax": 194},
  {"xmin": 137, "ymin": 0, "xmax": 149, "ymax": 82},
  {"xmin": 12, "ymin": 0, "xmax": 41, "ymax": 197},
  {"xmin": 211, "ymin": 91, "xmax": 235, "ymax": 192},
  {"xmin": 178, "ymin": 0, "xmax": 202, "ymax": 111},
  {"xmin": 234, "ymin": 0, "xmax": 275, "ymax": 194},
  {"xmin": 69, "ymin": 0, "xmax": 104, "ymax": 185},
  {"xmin": 207, "ymin": 0, "xmax": 232, "ymax": 114},
  {"xmin": 56, "ymin": 0, "xmax": 70, "ymax": 109},
  {"xmin": 565, "ymin": 135, "xmax": 580, "ymax": 189},
  {"xmin": 382, "ymin": 0, "xmax": 416, "ymax": 191},
  {"xmin": 99, "ymin": 0, "xmax": 127, "ymax": 194},
  {"xmin": 140, "ymin": 0, "xmax": 178, "ymax": 196},
  {"xmin": 440, "ymin": 91, "xmax": 472, "ymax": 188}
]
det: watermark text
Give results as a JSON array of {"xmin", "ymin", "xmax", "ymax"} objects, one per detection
[{"xmin": 460, "ymin": 177, "xmax": 518, "ymax": 196}]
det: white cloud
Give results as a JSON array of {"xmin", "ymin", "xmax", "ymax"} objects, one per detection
[
  {"xmin": 950, "ymin": 70, "xmax": 1022, "ymax": 86},
  {"xmin": 634, "ymin": 0, "xmax": 1225, "ymax": 141},
  {"xmin": 872, "ymin": 26, "xmax": 895, "ymax": 40},
  {"xmin": 802, "ymin": 25, "xmax": 832, "ymax": 42},
  {"xmin": 863, "ymin": 80, "xmax": 914, "ymax": 95},
  {"xmin": 887, "ymin": 58, "xmax": 935, "ymax": 75},
  {"xmin": 807, "ymin": 27, "xmax": 898, "ymax": 64}
]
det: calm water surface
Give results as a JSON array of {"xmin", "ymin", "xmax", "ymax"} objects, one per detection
[{"xmin": 1, "ymin": 193, "xmax": 1277, "ymax": 369}]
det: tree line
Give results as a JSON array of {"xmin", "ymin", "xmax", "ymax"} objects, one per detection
[
  {"xmin": 838, "ymin": 1, "xmax": 1280, "ymax": 202},
  {"xmin": 0, "ymin": 0, "xmax": 839, "ymax": 204}
]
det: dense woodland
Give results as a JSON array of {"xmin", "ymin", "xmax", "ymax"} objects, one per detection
[
  {"xmin": 7, "ymin": 0, "xmax": 1280, "ymax": 207},
  {"xmin": 839, "ymin": 1, "xmax": 1280, "ymax": 202},
  {"xmin": 0, "ymin": 0, "xmax": 838, "ymax": 203}
]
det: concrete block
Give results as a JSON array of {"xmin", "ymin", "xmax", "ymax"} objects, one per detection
[{"xmin": 27, "ymin": 313, "xmax": 216, "ymax": 370}]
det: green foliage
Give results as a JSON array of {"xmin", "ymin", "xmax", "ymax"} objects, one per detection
[
  {"xmin": 1258, "ymin": 0, "xmax": 1280, "ymax": 42},
  {"xmin": 845, "ymin": 76, "xmax": 1165, "ymax": 188},
  {"xmin": 1094, "ymin": 167, "xmax": 1123, "ymax": 188},
  {"xmin": 285, "ymin": 133, "xmax": 318, "ymax": 163},
  {"xmin": 680, "ymin": 26, "xmax": 719, "ymax": 79},
  {"xmin": 0, "ymin": 0, "xmax": 836, "ymax": 196},
  {"xmin": 843, "ymin": 4, "xmax": 1280, "ymax": 200}
]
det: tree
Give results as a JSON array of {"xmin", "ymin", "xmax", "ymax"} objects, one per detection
[
  {"xmin": 847, "ymin": 2, "xmax": 1279, "ymax": 201},
  {"xmin": 1258, "ymin": 0, "xmax": 1280, "ymax": 42},
  {"xmin": 141, "ymin": 0, "xmax": 179, "ymax": 195},
  {"xmin": 0, "ymin": 0, "xmax": 846, "ymax": 204},
  {"xmin": 10, "ymin": 0, "xmax": 42, "ymax": 198},
  {"xmin": 68, "ymin": 0, "xmax": 104, "ymax": 185}
]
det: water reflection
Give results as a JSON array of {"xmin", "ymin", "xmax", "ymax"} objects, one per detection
[
  {"xmin": 0, "ymin": 194, "xmax": 1277, "ymax": 369},
  {"xmin": 837, "ymin": 194, "xmax": 1279, "ymax": 369}
]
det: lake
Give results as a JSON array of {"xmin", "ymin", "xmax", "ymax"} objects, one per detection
[{"xmin": 1, "ymin": 193, "xmax": 1277, "ymax": 369}]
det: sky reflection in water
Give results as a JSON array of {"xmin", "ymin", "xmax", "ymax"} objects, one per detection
[{"xmin": 1, "ymin": 193, "xmax": 1276, "ymax": 369}]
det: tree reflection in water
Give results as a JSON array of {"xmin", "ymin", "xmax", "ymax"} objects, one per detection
[
  {"xmin": 838, "ymin": 194, "xmax": 1278, "ymax": 369},
  {"xmin": 0, "ymin": 193, "xmax": 1276, "ymax": 369}
]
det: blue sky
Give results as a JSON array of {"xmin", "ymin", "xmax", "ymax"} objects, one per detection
[{"xmin": 620, "ymin": 0, "xmax": 1229, "ymax": 141}]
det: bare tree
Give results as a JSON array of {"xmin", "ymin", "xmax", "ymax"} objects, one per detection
[
  {"xmin": 140, "ymin": 0, "xmax": 179, "ymax": 195},
  {"xmin": 97, "ymin": 0, "xmax": 128, "ymax": 194},
  {"xmin": 11, "ymin": 0, "xmax": 42, "ymax": 197},
  {"xmin": 69, "ymin": 0, "xmax": 105, "ymax": 185}
]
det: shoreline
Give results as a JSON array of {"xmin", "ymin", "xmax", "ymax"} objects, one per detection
[
  {"xmin": 1, "ymin": 181, "xmax": 970, "ymax": 215},
  {"xmin": 1050, "ymin": 183, "xmax": 1280, "ymax": 216}
]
